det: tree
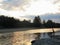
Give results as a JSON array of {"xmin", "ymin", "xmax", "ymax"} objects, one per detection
[
  {"xmin": 42, "ymin": 20, "xmax": 46, "ymax": 28},
  {"xmin": 45, "ymin": 20, "xmax": 54, "ymax": 28},
  {"xmin": 0, "ymin": 15, "xmax": 21, "ymax": 28},
  {"xmin": 33, "ymin": 16, "xmax": 42, "ymax": 27}
]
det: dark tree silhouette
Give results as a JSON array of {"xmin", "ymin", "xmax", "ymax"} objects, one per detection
[
  {"xmin": 0, "ymin": 15, "xmax": 60, "ymax": 29},
  {"xmin": 45, "ymin": 20, "xmax": 54, "ymax": 28},
  {"xmin": 0, "ymin": 15, "xmax": 21, "ymax": 28},
  {"xmin": 22, "ymin": 19, "xmax": 32, "ymax": 27},
  {"xmin": 33, "ymin": 16, "xmax": 42, "ymax": 27},
  {"xmin": 42, "ymin": 20, "xmax": 46, "ymax": 28}
]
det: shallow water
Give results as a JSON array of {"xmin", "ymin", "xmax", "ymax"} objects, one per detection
[{"xmin": 0, "ymin": 28, "xmax": 60, "ymax": 45}]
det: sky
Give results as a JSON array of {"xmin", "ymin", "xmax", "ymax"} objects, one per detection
[{"xmin": 0, "ymin": 0, "xmax": 60, "ymax": 23}]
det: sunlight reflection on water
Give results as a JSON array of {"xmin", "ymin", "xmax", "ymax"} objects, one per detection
[{"xmin": 0, "ymin": 28, "xmax": 60, "ymax": 45}]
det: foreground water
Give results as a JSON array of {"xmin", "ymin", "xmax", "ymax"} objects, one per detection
[{"xmin": 0, "ymin": 28, "xmax": 60, "ymax": 45}]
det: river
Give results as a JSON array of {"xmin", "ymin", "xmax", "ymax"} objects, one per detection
[{"xmin": 0, "ymin": 28, "xmax": 60, "ymax": 45}]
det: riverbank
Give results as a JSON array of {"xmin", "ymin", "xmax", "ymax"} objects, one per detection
[{"xmin": 0, "ymin": 28, "xmax": 60, "ymax": 33}]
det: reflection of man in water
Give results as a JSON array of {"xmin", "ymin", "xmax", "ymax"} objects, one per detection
[
  {"xmin": 48, "ymin": 28, "xmax": 55, "ymax": 38},
  {"xmin": 52, "ymin": 28, "xmax": 55, "ymax": 36}
]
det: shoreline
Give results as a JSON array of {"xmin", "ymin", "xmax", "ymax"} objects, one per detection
[{"xmin": 0, "ymin": 28, "xmax": 60, "ymax": 33}]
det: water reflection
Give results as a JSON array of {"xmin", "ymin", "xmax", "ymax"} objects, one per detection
[
  {"xmin": 0, "ymin": 28, "xmax": 60, "ymax": 45},
  {"xmin": 0, "ymin": 32, "xmax": 36, "ymax": 45}
]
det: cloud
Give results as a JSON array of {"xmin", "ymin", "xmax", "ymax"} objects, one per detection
[
  {"xmin": 53, "ymin": 0, "xmax": 60, "ymax": 4},
  {"xmin": 0, "ymin": 0, "xmax": 60, "ymax": 17},
  {"xmin": 0, "ymin": 0, "xmax": 60, "ymax": 12},
  {"xmin": 0, "ymin": 8, "xmax": 8, "ymax": 15},
  {"xmin": 0, "ymin": 0, "xmax": 3, "ymax": 6},
  {"xmin": 0, "ymin": 0, "xmax": 3, "ymax": 2},
  {"xmin": 0, "ymin": 8, "xmax": 26, "ymax": 18},
  {"xmin": 23, "ymin": 0, "xmax": 60, "ymax": 15},
  {"xmin": 0, "ymin": 0, "xmax": 31, "ymax": 10}
]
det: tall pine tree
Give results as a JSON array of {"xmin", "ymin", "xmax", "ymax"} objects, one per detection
[{"xmin": 33, "ymin": 16, "xmax": 42, "ymax": 27}]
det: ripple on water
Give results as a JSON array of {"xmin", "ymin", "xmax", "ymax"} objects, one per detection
[{"xmin": 0, "ymin": 28, "xmax": 60, "ymax": 45}]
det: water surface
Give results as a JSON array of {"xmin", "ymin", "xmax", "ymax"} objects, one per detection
[{"xmin": 0, "ymin": 28, "xmax": 60, "ymax": 45}]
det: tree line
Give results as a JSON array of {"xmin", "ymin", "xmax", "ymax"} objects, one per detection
[{"xmin": 0, "ymin": 15, "xmax": 60, "ymax": 29}]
